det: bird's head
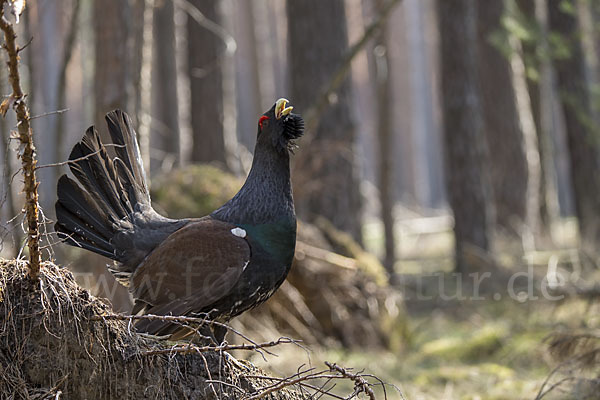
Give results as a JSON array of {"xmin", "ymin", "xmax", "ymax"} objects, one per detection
[{"xmin": 256, "ymin": 98, "xmax": 304, "ymax": 153}]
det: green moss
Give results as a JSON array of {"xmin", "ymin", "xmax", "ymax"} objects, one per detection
[
  {"xmin": 151, "ymin": 165, "xmax": 241, "ymax": 219},
  {"xmin": 421, "ymin": 325, "xmax": 507, "ymax": 362}
]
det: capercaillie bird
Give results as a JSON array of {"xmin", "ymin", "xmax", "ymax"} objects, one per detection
[{"xmin": 55, "ymin": 99, "xmax": 304, "ymax": 341}]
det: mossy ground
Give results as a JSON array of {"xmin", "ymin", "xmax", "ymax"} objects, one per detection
[
  {"xmin": 245, "ymin": 218, "xmax": 597, "ymax": 400},
  {"xmin": 249, "ymin": 287, "xmax": 596, "ymax": 399}
]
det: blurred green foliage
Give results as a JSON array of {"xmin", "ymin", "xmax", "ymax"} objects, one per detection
[{"xmin": 151, "ymin": 165, "xmax": 241, "ymax": 219}]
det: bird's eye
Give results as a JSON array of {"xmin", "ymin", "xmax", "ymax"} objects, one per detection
[{"xmin": 259, "ymin": 115, "xmax": 269, "ymax": 130}]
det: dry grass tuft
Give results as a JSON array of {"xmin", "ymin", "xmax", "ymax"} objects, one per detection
[{"xmin": 535, "ymin": 332, "xmax": 600, "ymax": 399}]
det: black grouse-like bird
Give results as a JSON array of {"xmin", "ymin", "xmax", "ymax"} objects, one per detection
[{"xmin": 55, "ymin": 99, "xmax": 304, "ymax": 340}]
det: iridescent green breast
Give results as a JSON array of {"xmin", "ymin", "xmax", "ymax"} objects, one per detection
[{"xmin": 240, "ymin": 217, "xmax": 296, "ymax": 265}]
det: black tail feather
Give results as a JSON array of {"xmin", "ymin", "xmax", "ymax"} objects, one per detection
[
  {"xmin": 68, "ymin": 127, "xmax": 129, "ymax": 220},
  {"xmin": 105, "ymin": 111, "xmax": 150, "ymax": 206},
  {"xmin": 55, "ymin": 202, "xmax": 114, "ymax": 258},
  {"xmin": 56, "ymin": 175, "xmax": 113, "ymax": 239},
  {"xmin": 55, "ymin": 110, "xmax": 152, "ymax": 262}
]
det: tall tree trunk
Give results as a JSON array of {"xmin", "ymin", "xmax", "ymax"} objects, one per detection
[
  {"xmin": 518, "ymin": 0, "xmax": 561, "ymax": 237},
  {"xmin": 54, "ymin": 0, "xmax": 81, "ymax": 189},
  {"xmin": 93, "ymin": 0, "xmax": 141, "ymax": 310},
  {"xmin": 367, "ymin": 0, "xmax": 396, "ymax": 275},
  {"xmin": 287, "ymin": 0, "xmax": 363, "ymax": 242},
  {"xmin": 232, "ymin": 0, "xmax": 262, "ymax": 153},
  {"xmin": 548, "ymin": 0, "xmax": 600, "ymax": 251},
  {"xmin": 151, "ymin": 0, "xmax": 180, "ymax": 174},
  {"xmin": 477, "ymin": 0, "xmax": 529, "ymax": 238},
  {"xmin": 94, "ymin": 0, "xmax": 131, "ymax": 128},
  {"xmin": 406, "ymin": 0, "xmax": 442, "ymax": 209},
  {"xmin": 437, "ymin": 0, "xmax": 495, "ymax": 272},
  {"xmin": 187, "ymin": 0, "xmax": 227, "ymax": 166},
  {"xmin": 577, "ymin": 0, "xmax": 600, "ymax": 126},
  {"xmin": 137, "ymin": 0, "xmax": 153, "ymax": 173},
  {"xmin": 94, "ymin": 0, "xmax": 148, "ymax": 162},
  {"xmin": 507, "ymin": 0, "xmax": 542, "ymax": 249}
]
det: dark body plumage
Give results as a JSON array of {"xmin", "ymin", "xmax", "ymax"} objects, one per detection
[{"xmin": 55, "ymin": 100, "xmax": 303, "ymax": 339}]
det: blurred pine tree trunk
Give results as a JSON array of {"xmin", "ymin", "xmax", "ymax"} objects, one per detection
[
  {"xmin": 92, "ymin": 0, "xmax": 142, "ymax": 311},
  {"xmin": 151, "ymin": 0, "xmax": 180, "ymax": 174},
  {"xmin": 405, "ymin": 0, "xmax": 444, "ymax": 209},
  {"xmin": 94, "ymin": 0, "xmax": 132, "ymax": 128},
  {"xmin": 94, "ymin": 0, "xmax": 149, "ymax": 166},
  {"xmin": 287, "ymin": 0, "xmax": 363, "ymax": 242},
  {"xmin": 53, "ymin": 0, "xmax": 81, "ymax": 192},
  {"xmin": 518, "ymin": 0, "xmax": 561, "ymax": 238},
  {"xmin": 231, "ymin": 0, "xmax": 261, "ymax": 153},
  {"xmin": 506, "ymin": 0, "xmax": 542, "ymax": 249},
  {"xmin": 548, "ymin": 0, "xmax": 600, "ymax": 251},
  {"xmin": 367, "ymin": 0, "xmax": 396, "ymax": 275},
  {"xmin": 437, "ymin": 0, "xmax": 495, "ymax": 272},
  {"xmin": 477, "ymin": 1, "xmax": 530, "ymax": 238},
  {"xmin": 187, "ymin": 0, "xmax": 227, "ymax": 166}
]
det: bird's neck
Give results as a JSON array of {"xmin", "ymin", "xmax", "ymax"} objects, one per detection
[{"xmin": 212, "ymin": 145, "xmax": 295, "ymax": 226}]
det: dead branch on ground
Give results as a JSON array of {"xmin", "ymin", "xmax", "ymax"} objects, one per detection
[{"xmin": 245, "ymin": 361, "xmax": 400, "ymax": 400}]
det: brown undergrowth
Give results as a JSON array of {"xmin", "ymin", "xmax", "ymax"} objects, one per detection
[
  {"xmin": 0, "ymin": 258, "xmax": 305, "ymax": 399},
  {"xmin": 535, "ymin": 332, "xmax": 600, "ymax": 399}
]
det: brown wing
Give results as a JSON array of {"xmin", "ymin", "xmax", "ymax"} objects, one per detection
[{"xmin": 130, "ymin": 217, "xmax": 250, "ymax": 336}]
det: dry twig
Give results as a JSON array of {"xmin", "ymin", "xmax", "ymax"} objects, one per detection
[
  {"xmin": 140, "ymin": 337, "xmax": 297, "ymax": 357},
  {"xmin": 91, "ymin": 313, "xmax": 304, "ymax": 359},
  {"xmin": 246, "ymin": 361, "xmax": 394, "ymax": 400},
  {"xmin": 325, "ymin": 362, "xmax": 376, "ymax": 400},
  {"xmin": 0, "ymin": 0, "xmax": 41, "ymax": 279}
]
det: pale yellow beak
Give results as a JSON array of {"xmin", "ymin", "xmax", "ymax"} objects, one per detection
[{"xmin": 275, "ymin": 98, "xmax": 293, "ymax": 120}]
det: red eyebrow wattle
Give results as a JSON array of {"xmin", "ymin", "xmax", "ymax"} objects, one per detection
[{"xmin": 259, "ymin": 115, "xmax": 269, "ymax": 129}]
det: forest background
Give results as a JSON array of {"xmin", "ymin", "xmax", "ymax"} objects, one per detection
[{"xmin": 1, "ymin": 0, "xmax": 600, "ymax": 398}]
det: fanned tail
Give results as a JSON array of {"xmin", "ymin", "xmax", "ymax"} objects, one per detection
[{"xmin": 55, "ymin": 110, "xmax": 186, "ymax": 283}]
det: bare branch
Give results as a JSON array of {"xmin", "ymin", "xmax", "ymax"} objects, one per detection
[
  {"xmin": 36, "ymin": 144, "xmax": 126, "ymax": 170},
  {"xmin": 173, "ymin": 0, "xmax": 236, "ymax": 55},
  {"xmin": 325, "ymin": 362, "xmax": 375, "ymax": 400},
  {"xmin": 30, "ymin": 108, "xmax": 70, "ymax": 121},
  {"xmin": 140, "ymin": 337, "xmax": 297, "ymax": 357},
  {"xmin": 90, "ymin": 313, "xmax": 303, "ymax": 358},
  {"xmin": 15, "ymin": 35, "xmax": 32, "ymax": 52},
  {"xmin": 246, "ymin": 361, "xmax": 394, "ymax": 400}
]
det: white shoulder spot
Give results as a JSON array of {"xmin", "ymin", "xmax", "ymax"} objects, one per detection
[{"xmin": 231, "ymin": 227, "xmax": 246, "ymax": 238}]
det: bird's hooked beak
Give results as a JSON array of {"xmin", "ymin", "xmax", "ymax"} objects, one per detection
[{"xmin": 275, "ymin": 98, "xmax": 294, "ymax": 120}]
